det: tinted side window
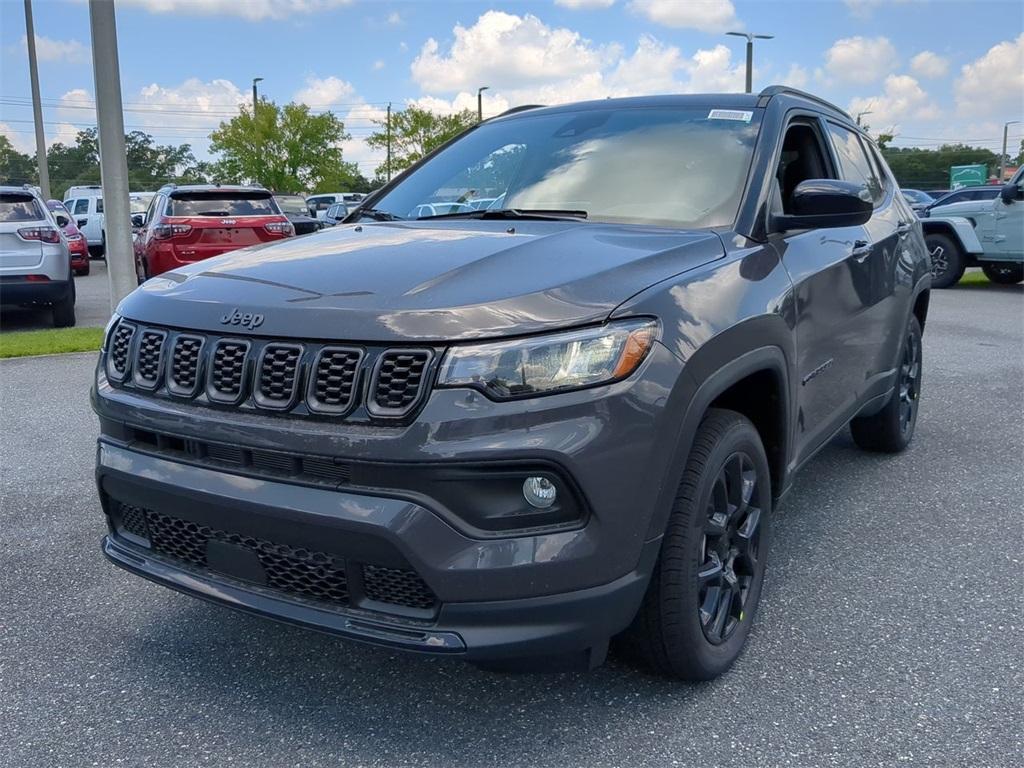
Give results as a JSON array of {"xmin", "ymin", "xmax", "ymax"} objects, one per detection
[
  {"xmin": 96, "ymin": 198, "xmax": 104, "ymax": 213},
  {"xmin": 827, "ymin": 123, "xmax": 883, "ymax": 205},
  {"xmin": 73, "ymin": 199, "xmax": 89, "ymax": 215}
]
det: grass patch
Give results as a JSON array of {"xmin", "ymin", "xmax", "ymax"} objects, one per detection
[
  {"xmin": 0, "ymin": 327, "xmax": 104, "ymax": 359},
  {"xmin": 959, "ymin": 270, "xmax": 988, "ymax": 285}
]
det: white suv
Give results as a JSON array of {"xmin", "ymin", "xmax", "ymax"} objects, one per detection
[
  {"xmin": 0, "ymin": 185, "xmax": 76, "ymax": 326},
  {"xmin": 63, "ymin": 187, "xmax": 105, "ymax": 256}
]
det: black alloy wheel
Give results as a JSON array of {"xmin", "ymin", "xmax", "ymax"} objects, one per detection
[{"xmin": 697, "ymin": 452, "xmax": 763, "ymax": 645}]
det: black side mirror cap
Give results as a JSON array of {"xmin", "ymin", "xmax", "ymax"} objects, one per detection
[
  {"xmin": 772, "ymin": 179, "xmax": 873, "ymax": 232},
  {"xmin": 999, "ymin": 183, "xmax": 1020, "ymax": 204},
  {"xmin": 131, "ymin": 213, "xmax": 145, "ymax": 228}
]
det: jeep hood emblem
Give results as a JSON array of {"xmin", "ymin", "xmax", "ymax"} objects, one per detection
[{"xmin": 219, "ymin": 308, "xmax": 264, "ymax": 330}]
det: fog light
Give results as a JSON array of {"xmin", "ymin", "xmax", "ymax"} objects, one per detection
[{"xmin": 523, "ymin": 476, "xmax": 557, "ymax": 509}]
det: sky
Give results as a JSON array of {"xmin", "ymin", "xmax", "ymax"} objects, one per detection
[{"xmin": 1, "ymin": 0, "xmax": 1022, "ymax": 181}]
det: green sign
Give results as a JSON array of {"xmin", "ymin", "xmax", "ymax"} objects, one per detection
[{"xmin": 949, "ymin": 164, "xmax": 987, "ymax": 190}]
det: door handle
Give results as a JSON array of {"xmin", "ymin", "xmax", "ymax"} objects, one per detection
[{"xmin": 852, "ymin": 240, "xmax": 872, "ymax": 262}]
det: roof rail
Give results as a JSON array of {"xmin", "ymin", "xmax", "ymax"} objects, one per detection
[
  {"xmin": 757, "ymin": 86, "xmax": 852, "ymax": 120},
  {"xmin": 495, "ymin": 104, "xmax": 545, "ymax": 118}
]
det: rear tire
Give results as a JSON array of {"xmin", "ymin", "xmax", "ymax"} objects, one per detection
[
  {"xmin": 52, "ymin": 284, "xmax": 76, "ymax": 328},
  {"xmin": 622, "ymin": 409, "xmax": 770, "ymax": 680},
  {"xmin": 851, "ymin": 315, "xmax": 922, "ymax": 453},
  {"xmin": 981, "ymin": 262, "xmax": 1023, "ymax": 284},
  {"xmin": 925, "ymin": 233, "xmax": 964, "ymax": 288}
]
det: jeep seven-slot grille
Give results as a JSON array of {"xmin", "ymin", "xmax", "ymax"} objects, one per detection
[
  {"xmin": 133, "ymin": 330, "xmax": 166, "ymax": 388},
  {"xmin": 112, "ymin": 503, "xmax": 437, "ymax": 613},
  {"xmin": 371, "ymin": 351, "xmax": 432, "ymax": 415},
  {"xmin": 105, "ymin": 320, "xmax": 434, "ymax": 421},
  {"xmin": 107, "ymin": 323, "xmax": 135, "ymax": 380},
  {"xmin": 208, "ymin": 340, "xmax": 249, "ymax": 401},
  {"xmin": 256, "ymin": 344, "xmax": 302, "ymax": 407},
  {"xmin": 169, "ymin": 335, "xmax": 204, "ymax": 395}
]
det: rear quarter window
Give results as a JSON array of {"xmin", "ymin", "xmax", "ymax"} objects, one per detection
[
  {"xmin": 0, "ymin": 194, "xmax": 43, "ymax": 222},
  {"xmin": 167, "ymin": 192, "xmax": 277, "ymax": 217}
]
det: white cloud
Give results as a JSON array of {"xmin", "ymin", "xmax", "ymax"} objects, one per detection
[
  {"xmin": 843, "ymin": 0, "xmax": 915, "ymax": 18},
  {"xmin": 411, "ymin": 11, "xmax": 617, "ymax": 93},
  {"xmin": 115, "ymin": 0, "xmax": 352, "ymax": 21},
  {"xmin": 1, "ymin": 122, "xmax": 36, "ymax": 154},
  {"xmin": 824, "ymin": 36, "xmax": 898, "ymax": 84},
  {"xmin": 629, "ymin": 0, "xmax": 738, "ymax": 32},
  {"xmin": 294, "ymin": 76, "xmax": 355, "ymax": 107},
  {"xmin": 411, "ymin": 27, "xmax": 748, "ymax": 120},
  {"xmin": 847, "ymin": 74, "xmax": 939, "ymax": 132},
  {"xmin": 954, "ymin": 33, "xmax": 1024, "ymax": 119},
  {"xmin": 556, "ymin": 0, "xmax": 616, "ymax": 8},
  {"xmin": 779, "ymin": 64, "xmax": 809, "ymax": 90},
  {"xmin": 18, "ymin": 34, "xmax": 88, "ymax": 63},
  {"xmin": 387, "ymin": 11, "xmax": 402, "ymax": 24},
  {"xmin": 909, "ymin": 51, "xmax": 948, "ymax": 78},
  {"xmin": 373, "ymin": 60, "xmax": 385, "ymax": 71}
]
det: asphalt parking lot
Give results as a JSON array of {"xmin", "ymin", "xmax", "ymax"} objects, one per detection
[
  {"xmin": 0, "ymin": 259, "xmax": 113, "ymax": 331},
  {"xmin": 1, "ymin": 283, "xmax": 1021, "ymax": 768}
]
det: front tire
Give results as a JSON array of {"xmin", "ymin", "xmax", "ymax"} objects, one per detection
[
  {"xmin": 981, "ymin": 262, "xmax": 1024, "ymax": 284},
  {"xmin": 851, "ymin": 314, "xmax": 922, "ymax": 453},
  {"xmin": 925, "ymin": 233, "xmax": 964, "ymax": 288},
  {"xmin": 623, "ymin": 409, "xmax": 770, "ymax": 680}
]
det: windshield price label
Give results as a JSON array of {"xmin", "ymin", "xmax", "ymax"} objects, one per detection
[{"xmin": 708, "ymin": 109, "xmax": 753, "ymax": 122}]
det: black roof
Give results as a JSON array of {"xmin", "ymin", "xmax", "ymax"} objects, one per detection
[{"xmin": 493, "ymin": 85, "xmax": 852, "ymax": 125}]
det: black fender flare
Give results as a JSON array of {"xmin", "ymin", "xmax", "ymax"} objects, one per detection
[{"xmin": 644, "ymin": 338, "xmax": 792, "ymax": 541}]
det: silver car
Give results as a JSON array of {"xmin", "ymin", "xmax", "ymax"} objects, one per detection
[{"xmin": 0, "ymin": 185, "xmax": 76, "ymax": 327}]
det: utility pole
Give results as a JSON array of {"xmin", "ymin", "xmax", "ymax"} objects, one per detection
[
  {"xmin": 477, "ymin": 86, "xmax": 489, "ymax": 122},
  {"xmin": 23, "ymin": 0, "xmax": 51, "ymax": 198},
  {"xmin": 88, "ymin": 0, "xmax": 135, "ymax": 308},
  {"xmin": 252, "ymin": 77, "xmax": 263, "ymax": 187},
  {"xmin": 386, "ymin": 102, "xmax": 392, "ymax": 182},
  {"xmin": 726, "ymin": 31, "xmax": 773, "ymax": 94},
  {"xmin": 1000, "ymin": 120, "xmax": 1021, "ymax": 182}
]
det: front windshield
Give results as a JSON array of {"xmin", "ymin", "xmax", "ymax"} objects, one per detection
[
  {"xmin": 369, "ymin": 106, "xmax": 761, "ymax": 229},
  {"xmin": 130, "ymin": 194, "xmax": 154, "ymax": 213},
  {"xmin": 275, "ymin": 195, "xmax": 309, "ymax": 215}
]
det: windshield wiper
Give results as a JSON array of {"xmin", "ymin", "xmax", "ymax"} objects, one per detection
[
  {"xmin": 416, "ymin": 208, "xmax": 588, "ymax": 222},
  {"xmin": 354, "ymin": 207, "xmax": 404, "ymax": 221}
]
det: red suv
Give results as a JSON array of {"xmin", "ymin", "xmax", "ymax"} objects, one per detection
[
  {"xmin": 134, "ymin": 185, "xmax": 294, "ymax": 279},
  {"xmin": 46, "ymin": 199, "xmax": 90, "ymax": 276}
]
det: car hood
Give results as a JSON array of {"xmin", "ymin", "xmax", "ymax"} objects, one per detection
[{"xmin": 118, "ymin": 220, "xmax": 724, "ymax": 342}]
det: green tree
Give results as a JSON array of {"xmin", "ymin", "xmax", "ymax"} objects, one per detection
[
  {"xmin": 367, "ymin": 106, "xmax": 476, "ymax": 180},
  {"xmin": 42, "ymin": 128, "xmax": 210, "ymax": 198},
  {"xmin": 0, "ymin": 135, "xmax": 36, "ymax": 186},
  {"xmin": 210, "ymin": 101, "xmax": 358, "ymax": 192},
  {"xmin": 881, "ymin": 144, "xmax": 999, "ymax": 189}
]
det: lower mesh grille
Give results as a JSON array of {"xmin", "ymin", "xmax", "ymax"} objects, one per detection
[
  {"xmin": 362, "ymin": 564, "xmax": 438, "ymax": 610},
  {"xmin": 145, "ymin": 510, "xmax": 350, "ymax": 606},
  {"xmin": 116, "ymin": 504, "xmax": 437, "ymax": 613}
]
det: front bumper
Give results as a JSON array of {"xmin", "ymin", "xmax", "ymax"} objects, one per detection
[{"xmin": 93, "ymin": 339, "xmax": 689, "ymax": 661}]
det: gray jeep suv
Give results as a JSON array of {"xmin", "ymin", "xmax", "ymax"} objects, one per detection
[{"xmin": 92, "ymin": 87, "xmax": 931, "ymax": 679}]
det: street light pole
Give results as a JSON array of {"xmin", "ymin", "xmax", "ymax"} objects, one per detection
[
  {"xmin": 23, "ymin": 0, "xmax": 51, "ymax": 198},
  {"xmin": 726, "ymin": 32, "xmax": 773, "ymax": 94},
  {"xmin": 252, "ymin": 77, "xmax": 263, "ymax": 117},
  {"xmin": 88, "ymin": 0, "xmax": 135, "ymax": 309},
  {"xmin": 477, "ymin": 86, "xmax": 489, "ymax": 122},
  {"xmin": 386, "ymin": 102, "xmax": 392, "ymax": 182},
  {"xmin": 1000, "ymin": 120, "xmax": 1021, "ymax": 182},
  {"xmin": 856, "ymin": 110, "xmax": 873, "ymax": 127}
]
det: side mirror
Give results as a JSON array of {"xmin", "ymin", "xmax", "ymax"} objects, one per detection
[
  {"xmin": 55, "ymin": 214, "xmax": 70, "ymax": 228},
  {"xmin": 131, "ymin": 213, "xmax": 145, "ymax": 228},
  {"xmin": 772, "ymin": 179, "xmax": 873, "ymax": 232},
  {"xmin": 999, "ymin": 182, "xmax": 1020, "ymax": 204}
]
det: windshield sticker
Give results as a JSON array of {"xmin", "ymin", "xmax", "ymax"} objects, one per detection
[{"xmin": 708, "ymin": 109, "xmax": 753, "ymax": 122}]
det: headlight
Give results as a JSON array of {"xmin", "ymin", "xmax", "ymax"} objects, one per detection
[{"xmin": 438, "ymin": 319, "xmax": 657, "ymax": 400}]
